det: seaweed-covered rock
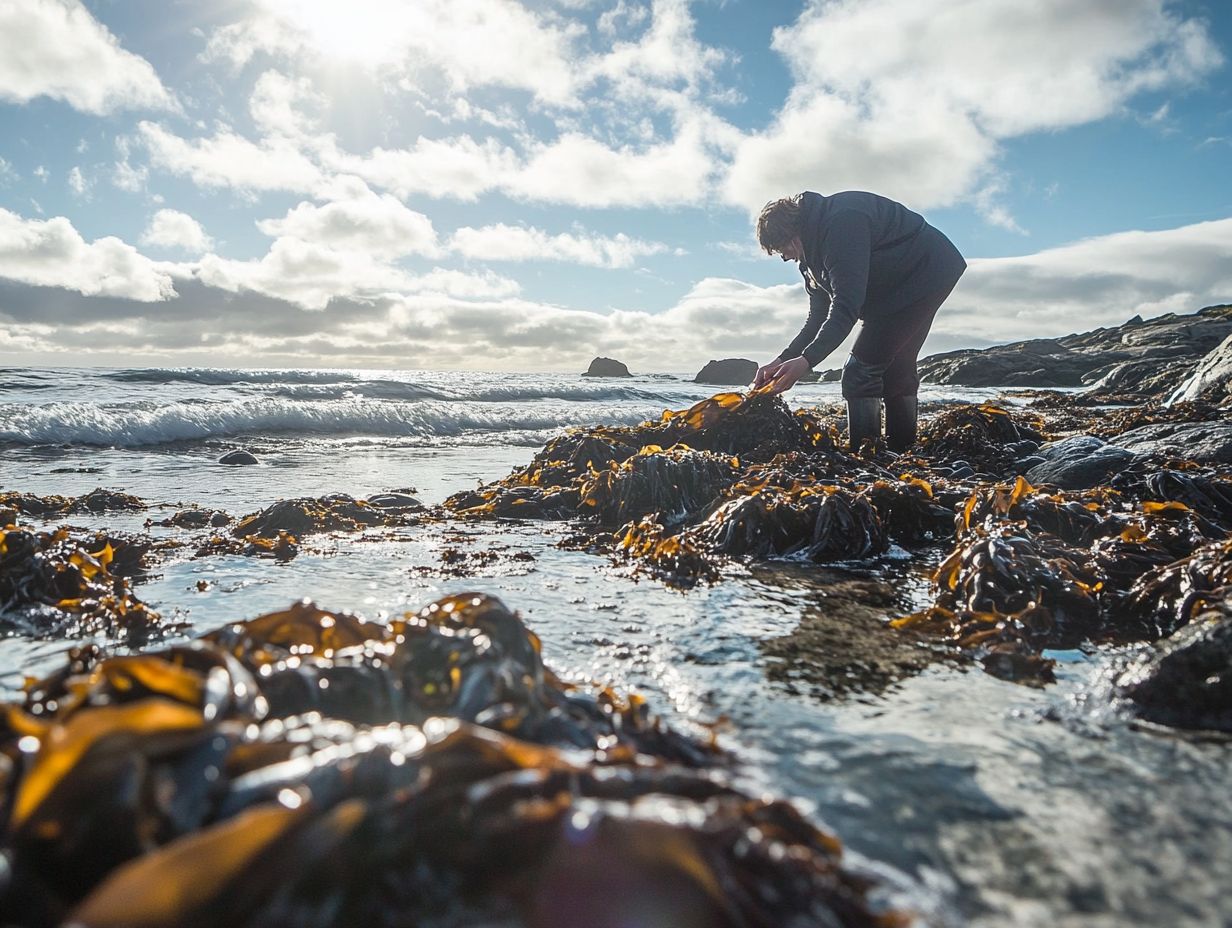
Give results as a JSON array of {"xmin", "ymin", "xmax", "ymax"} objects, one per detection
[
  {"xmin": 1114, "ymin": 596, "xmax": 1232, "ymax": 732},
  {"xmin": 0, "ymin": 488, "xmax": 146, "ymax": 519},
  {"xmin": 0, "ymin": 526, "xmax": 166, "ymax": 642},
  {"xmin": 232, "ymin": 493, "xmax": 422, "ymax": 539}
]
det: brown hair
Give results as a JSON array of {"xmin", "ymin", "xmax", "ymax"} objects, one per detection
[{"xmin": 756, "ymin": 196, "xmax": 803, "ymax": 253}]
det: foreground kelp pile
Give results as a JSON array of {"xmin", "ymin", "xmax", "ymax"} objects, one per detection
[
  {"xmin": 0, "ymin": 594, "xmax": 899, "ymax": 928},
  {"xmin": 447, "ymin": 391, "xmax": 1232, "ymax": 707}
]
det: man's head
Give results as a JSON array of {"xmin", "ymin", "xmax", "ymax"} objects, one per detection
[{"xmin": 756, "ymin": 196, "xmax": 803, "ymax": 258}]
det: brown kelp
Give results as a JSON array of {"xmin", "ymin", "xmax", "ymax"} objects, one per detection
[
  {"xmin": 0, "ymin": 525, "xmax": 167, "ymax": 643},
  {"xmin": 0, "ymin": 594, "xmax": 900, "ymax": 928},
  {"xmin": 0, "ymin": 489, "xmax": 146, "ymax": 522}
]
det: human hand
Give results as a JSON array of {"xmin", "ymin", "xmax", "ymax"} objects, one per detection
[
  {"xmin": 766, "ymin": 356, "xmax": 812, "ymax": 395},
  {"xmin": 753, "ymin": 358, "xmax": 786, "ymax": 389}
]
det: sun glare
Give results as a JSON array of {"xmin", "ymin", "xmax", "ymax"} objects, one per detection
[{"xmin": 292, "ymin": 2, "xmax": 409, "ymax": 65}]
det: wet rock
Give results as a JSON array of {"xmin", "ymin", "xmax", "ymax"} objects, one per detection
[
  {"xmin": 918, "ymin": 304, "xmax": 1232, "ymax": 399},
  {"xmin": 218, "ymin": 449, "xmax": 259, "ymax": 465},
  {"xmin": 1168, "ymin": 330, "xmax": 1232, "ymax": 405},
  {"xmin": 1113, "ymin": 421, "xmax": 1232, "ymax": 464},
  {"xmin": 581, "ymin": 356, "xmax": 632, "ymax": 377},
  {"xmin": 1025, "ymin": 435, "xmax": 1136, "ymax": 490},
  {"xmin": 1115, "ymin": 596, "xmax": 1232, "ymax": 733},
  {"xmin": 694, "ymin": 357, "xmax": 756, "ymax": 385},
  {"xmin": 364, "ymin": 492, "xmax": 424, "ymax": 514}
]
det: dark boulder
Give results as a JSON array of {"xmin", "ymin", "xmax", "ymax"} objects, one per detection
[
  {"xmin": 1025, "ymin": 435, "xmax": 1136, "ymax": 490},
  {"xmin": 1113, "ymin": 421, "xmax": 1232, "ymax": 464},
  {"xmin": 219, "ymin": 450, "xmax": 259, "ymax": 466},
  {"xmin": 582, "ymin": 357, "xmax": 632, "ymax": 378},
  {"xmin": 694, "ymin": 358, "xmax": 757, "ymax": 385},
  {"xmin": 1115, "ymin": 598, "xmax": 1232, "ymax": 733}
]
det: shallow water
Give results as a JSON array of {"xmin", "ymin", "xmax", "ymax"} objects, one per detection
[{"xmin": 2, "ymin": 367, "xmax": 1229, "ymax": 927}]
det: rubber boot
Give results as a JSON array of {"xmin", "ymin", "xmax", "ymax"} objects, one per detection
[
  {"xmin": 884, "ymin": 394, "xmax": 918, "ymax": 452},
  {"xmin": 846, "ymin": 397, "xmax": 882, "ymax": 452}
]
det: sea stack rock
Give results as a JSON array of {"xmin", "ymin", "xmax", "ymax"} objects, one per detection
[
  {"xmin": 582, "ymin": 357, "xmax": 632, "ymax": 378},
  {"xmin": 694, "ymin": 358, "xmax": 757, "ymax": 385},
  {"xmin": 219, "ymin": 450, "xmax": 260, "ymax": 466}
]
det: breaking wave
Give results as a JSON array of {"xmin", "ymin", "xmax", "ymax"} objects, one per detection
[{"xmin": 0, "ymin": 396, "xmax": 666, "ymax": 448}]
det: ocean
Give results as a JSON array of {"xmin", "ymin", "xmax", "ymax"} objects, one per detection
[{"xmin": 2, "ymin": 366, "xmax": 1229, "ymax": 926}]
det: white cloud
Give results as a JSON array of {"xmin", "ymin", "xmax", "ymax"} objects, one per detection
[
  {"xmin": 257, "ymin": 179, "xmax": 440, "ymax": 258},
  {"xmin": 451, "ymin": 223, "xmax": 669, "ymax": 268},
  {"xmin": 141, "ymin": 209, "xmax": 213, "ymax": 253},
  {"xmin": 113, "ymin": 159, "xmax": 148, "ymax": 193},
  {"xmin": 725, "ymin": 0, "xmax": 1223, "ymax": 213},
  {"xmin": 935, "ymin": 217, "xmax": 1232, "ymax": 345},
  {"xmin": 323, "ymin": 135, "xmax": 519, "ymax": 203},
  {"xmin": 33, "ymin": 166, "xmax": 49, "ymax": 183},
  {"xmin": 0, "ymin": 158, "xmax": 16, "ymax": 185},
  {"xmin": 508, "ymin": 122, "xmax": 717, "ymax": 207},
  {"xmin": 67, "ymin": 165, "xmax": 90, "ymax": 197},
  {"xmin": 0, "ymin": 0, "xmax": 175, "ymax": 114},
  {"xmin": 0, "ymin": 207, "xmax": 174, "ymax": 301},
  {"xmin": 249, "ymin": 69, "xmax": 325, "ymax": 137}
]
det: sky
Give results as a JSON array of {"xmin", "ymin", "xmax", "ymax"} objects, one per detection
[{"xmin": 0, "ymin": 0, "xmax": 1229, "ymax": 373}]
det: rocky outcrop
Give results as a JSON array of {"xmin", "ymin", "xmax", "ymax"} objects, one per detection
[
  {"xmin": 1114, "ymin": 422, "xmax": 1232, "ymax": 465},
  {"xmin": 1168, "ymin": 331, "xmax": 1232, "ymax": 405},
  {"xmin": 219, "ymin": 450, "xmax": 259, "ymax": 465},
  {"xmin": 918, "ymin": 304, "xmax": 1232, "ymax": 398},
  {"xmin": 582, "ymin": 357, "xmax": 632, "ymax": 378},
  {"xmin": 694, "ymin": 358, "xmax": 757, "ymax": 385},
  {"xmin": 1025, "ymin": 435, "xmax": 1136, "ymax": 490}
]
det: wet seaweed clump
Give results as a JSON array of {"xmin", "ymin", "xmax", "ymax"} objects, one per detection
[
  {"xmin": 233, "ymin": 492, "xmax": 424, "ymax": 539},
  {"xmin": 915, "ymin": 403, "xmax": 1046, "ymax": 476},
  {"xmin": 0, "ymin": 488, "xmax": 146, "ymax": 520},
  {"xmin": 146, "ymin": 507, "xmax": 234, "ymax": 529},
  {"xmin": 0, "ymin": 525, "xmax": 166, "ymax": 643},
  {"xmin": 0, "ymin": 594, "xmax": 901, "ymax": 928},
  {"xmin": 1116, "ymin": 538, "xmax": 1232, "ymax": 639},
  {"xmin": 894, "ymin": 521, "xmax": 1103, "ymax": 682}
]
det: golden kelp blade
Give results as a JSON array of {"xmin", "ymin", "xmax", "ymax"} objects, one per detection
[
  {"xmin": 67, "ymin": 804, "xmax": 306, "ymax": 928},
  {"xmin": 12, "ymin": 698, "xmax": 206, "ymax": 827}
]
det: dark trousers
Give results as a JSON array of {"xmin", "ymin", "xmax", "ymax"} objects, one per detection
[{"xmin": 840, "ymin": 278, "xmax": 959, "ymax": 399}]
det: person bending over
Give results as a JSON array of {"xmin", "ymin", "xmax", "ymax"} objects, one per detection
[{"xmin": 753, "ymin": 191, "xmax": 966, "ymax": 452}]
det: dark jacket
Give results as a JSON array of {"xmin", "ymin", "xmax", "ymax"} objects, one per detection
[{"xmin": 777, "ymin": 191, "xmax": 966, "ymax": 367}]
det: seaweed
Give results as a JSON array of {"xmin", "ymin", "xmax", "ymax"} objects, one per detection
[
  {"xmin": 0, "ymin": 594, "xmax": 900, "ymax": 928},
  {"xmin": 0, "ymin": 526, "xmax": 169, "ymax": 643}
]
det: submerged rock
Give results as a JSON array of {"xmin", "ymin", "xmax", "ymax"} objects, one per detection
[
  {"xmin": 694, "ymin": 357, "xmax": 757, "ymax": 385},
  {"xmin": 581, "ymin": 356, "xmax": 632, "ymax": 377},
  {"xmin": 218, "ymin": 449, "xmax": 259, "ymax": 465}
]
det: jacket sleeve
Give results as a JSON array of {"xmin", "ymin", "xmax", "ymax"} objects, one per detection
[
  {"xmin": 776, "ymin": 271, "xmax": 828, "ymax": 361},
  {"xmin": 800, "ymin": 209, "xmax": 872, "ymax": 368}
]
